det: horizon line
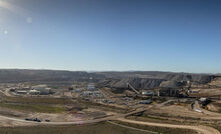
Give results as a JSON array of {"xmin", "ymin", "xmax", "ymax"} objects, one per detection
[{"xmin": 0, "ymin": 68, "xmax": 218, "ymax": 75}]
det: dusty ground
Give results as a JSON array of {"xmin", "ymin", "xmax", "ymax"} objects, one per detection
[
  {"xmin": 198, "ymin": 88, "xmax": 221, "ymax": 97},
  {"xmin": 1, "ymin": 86, "xmax": 221, "ymax": 133},
  {"xmin": 189, "ymin": 77, "xmax": 221, "ymax": 97},
  {"xmin": 207, "ymin": 102, "xmax": 221, "ymax": 113},
  {"xmin": 209, "ymin": 77, "xmax": 221, "ymax": 87},
  {"xmin": 0, "ymin": 118, "xmax": 36, "ymax": 127},
  {"xmin": 0, "ymin": 106, "xmax": 112, "ymax": 124},
  {"xmin": 145, "ymin": 101, "xmax": 221, "ymax": 121}
]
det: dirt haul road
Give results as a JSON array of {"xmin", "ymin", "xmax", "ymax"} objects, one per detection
[
  {"xmin": 0, "ymin": 100, "xmax": 220, "ymax": 134},
  {"xmin": 117, "ymin": 118, "xmax": 220, "ymax": 134},
  {"xmin": 193, "ymin": 100, "xmax": 221, "ymax": 120}
]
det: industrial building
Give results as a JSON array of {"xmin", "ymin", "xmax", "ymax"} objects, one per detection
[
  {"xmin": 29, "ymin": 90, "xmax": 40, "ymax": 95},
  {"xmin": 16, "ymin": 90, "xmax": 27, "ymax": 95},
  {"xmin": 156, "ymin": 88, "xmax": 180, "ymax": 97},
  {"xmin": 142, "ymin": 91, "xmax": 154, "ymax": 96},
  {"xmin": 87, "ymin": 84, "xmax": 95, "ymax": 90},
  {"xmin": 81, "ymin": 91, "xmax": 102, "ymax": 98},
  {"xmin": 32, "ymin": 85, "xmax": 51, "ymax": 95}
]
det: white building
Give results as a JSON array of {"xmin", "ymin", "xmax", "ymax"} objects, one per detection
[
  {"xmin": 16, "ymin": 90, "xmax": 27, "ymax": 94},
  {"xmin": 29, "ymin": 90, "xmax": 40, "ymax": 95},
  {"xmin": 142, "ymin": 91, "xmax": 154, "ymax": 96},
  {"xmin": 32, "ymin": 85, "xmax": 51, "ymax": 95},
  {"xmin": 87, "ymin": 84, "xmax": 95, "ymax": 90}
]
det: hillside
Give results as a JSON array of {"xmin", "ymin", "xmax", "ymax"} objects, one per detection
[
  {"xmin": 0, "ymin": 69, "xmax": 217, "ymax": 90},
  {"xmin": 97, "ymin": 71, "xmax": 216, "ymax": 90},
  {"xmin": 0, "ymin": 69, "xmax": 104, "ymax": 83}
]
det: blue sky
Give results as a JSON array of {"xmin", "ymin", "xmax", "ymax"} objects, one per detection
[{"xmin": 0, "ymin": 0, "xmax": 221, "ymax": 73}]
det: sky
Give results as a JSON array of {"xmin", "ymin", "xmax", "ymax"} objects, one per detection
[{"xmin": 0, "ymin": 0, "xmax": 221, "ymax": 73}]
